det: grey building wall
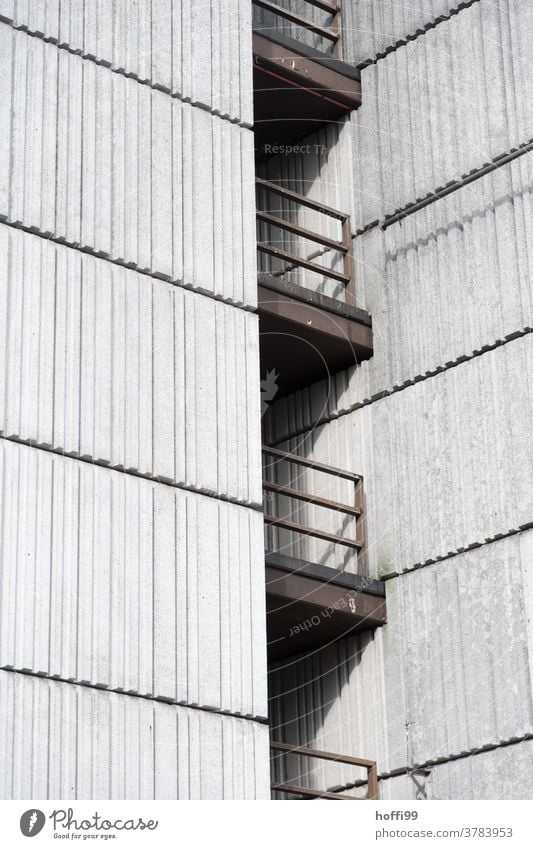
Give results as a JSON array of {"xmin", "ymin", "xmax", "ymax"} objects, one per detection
[
  {"xmin": 0, "ymin": 3, "xmax": 269, "ymax": 799},
  {"xmin": 252, "ymin": 0, "xmax": 475, "ymax": 65},
  {"xmin": 0, "ymin": 671, "xmax": 269, "ymax": 799},
  {"xmin": 266, "ymin": 0, "xmax": 533, "ymax": 799}
]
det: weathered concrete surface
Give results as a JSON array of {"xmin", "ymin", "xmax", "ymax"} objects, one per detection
[
  {"xmin": 0, "ymin": 23, "xmax": 256, "ymax": 306},
  {"xmin": 0, "ymin": 0, "xmax": 253, "ymax": 125},
  {"xmin": 424, "ymin": 739, "xmax": 533, "ymax": 800},
  {"xmin": 0, "ymin": 225, "xmax": 262, "ymax": 506},
  {"xmin": 0, "ymin": 2, "xmax": 267, "ymax": 803},
  {"xmin": 270, "ymin": 531, "xmax": 533, "ymax": 782},
  {"xmin": 343, "ymin": 0, "xmax": 477, "ymax": 66},
  {"xmin": 351, "ymin": 0, "xmax": 533, "ymax": 225},
  {"xmin": 266, "ymin": 334, "xmax": 533, "ymax": 576},
  {"xmin": 0, "ymin": 670, "xmax": 270, "ymax": 799},
  {"xmin": 0, "ymin": 439, "xmax": 267, "ymax": 719},
  {"xmin": 379, "ymin": 739, "xmax": 533, "ymax": 799}
]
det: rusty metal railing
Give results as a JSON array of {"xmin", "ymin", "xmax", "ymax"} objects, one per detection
[
  {"xmin": 256, "ymin": 178, "xmax": 354, "ymax": 301},
  {"xmin": 253, "ymin": 0, "xmax": 342, "ymax": 54},
  {"xmin": 270, "ymin": 742, "xmax": 379, "ymax": 799},
  {"xmin": 262, "ymin": 445, "xmax": 367, "ymax": 573}
]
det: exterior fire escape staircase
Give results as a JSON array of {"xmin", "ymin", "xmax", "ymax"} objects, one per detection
[{"xmin": 252, "ymin": 0, "xmax": 386, "ymax": 800}]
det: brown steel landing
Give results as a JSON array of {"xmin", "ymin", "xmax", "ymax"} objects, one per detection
[
  {"xmin": 253, "ymin": 32, "xmax": 361, "ymax": 158},
  {"xmin": 265, "ymin": 552, "xmax": 386, "ymax": 661},
  {"xmin": 258, "ymin": 274, "xmax": 373, "ymax": 397}
]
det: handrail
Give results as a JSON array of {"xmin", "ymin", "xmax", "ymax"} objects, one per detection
[
  {"xmin": 253, "ymin": 0, "xmax": 342, "ymax": 51},
  {"xmin": 270, "ymin": 742, "xmax": 379, "ymax": 799},
  {"xmin": 263, "ymin": 480, "xmax": 361, "ymax": 515},
  {"xmin": 257, "ymin": 178, "xmax": 347, "ymax": 220},
  {"xmin": 256, "ymin": 179, "xmax": 354, "ymax": 299},
  {"xmin": 262, "ymin": 445, "xmax": 360, "ymax": 481},
  {"xmin": 259, "ymin": 0, "xmax": 340, "ymax": 15},
  {"xmin": 256, "ymin": 211, "xmax": 346, "ymax": 253},
  {"xmin": 262, "ymin": 446, "xmax": 367, "ymax": 567},
  {"xmin": 264, "ymin": 513, "xmax": 362, "ymax": 549}
]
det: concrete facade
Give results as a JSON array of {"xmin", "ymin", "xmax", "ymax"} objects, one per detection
[
  {"xmin": 0, "ymin": 3, "xmax": 269, "ymax": 799},
  {"xmin": 0, "ymin": 671, "xmax": 269, "ymax": 800},
  {"xmin": 266, "ymin": 0, "xmax": 533, "ymax": 800},
  {"xmin": 0, "ymin": 0, "xmax": 531, "ymax": 803}
]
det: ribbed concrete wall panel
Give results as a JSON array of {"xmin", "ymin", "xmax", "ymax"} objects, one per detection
[
  {"xmin": 0, "ymin": 23, "xmax": 256, "ymax": 306},
  {"xmin": 0, "ymin": 1, "xmax": 253, "ymax": 125},
  {"xmin": 358, "ymin": 152, "xmax": 533, "ymax": 391},
  {"xmin": 387, "ymin": 539, "xmax": 533, "ymax": 767},
  {"xmin": 263, "ymin": 152, "xmax": 533, "ymax": 428},
  {"xmin": 0, "ymin": 671, "xmax": 270, "ymax": 799},
  {"xmin": 342, "ymin": 0, "xmax": 474, "ymax": 66},
  {"xmin": 425, "ymin": 739, "xmax": 533, "ymax": 800},
  {"xmin": 368, "ymin": 336, "xmax": 533, "ymax": 574},
  {"xmin": 270, "ymin": 533, "xmax": 533, "ymax": 782},
  {"xmin": 381, "ymin": 739, "xmax": 533, "ymax": 799},
  {"xmin": 266, "ymin": 336, "xmax": 533, "ymax": 575},
  {"xmin": 0, "ymin": 440, "xmax": 267, "ymax": 719},
  {"xmin": 353, "ymin": 0, "xmax": 533, "ymax": 225},
  {"xmin": 376, "ymin": 774, "xmax": 417, "ymax": 800},
  {"xmin": 0, "ymin": 226, "xmax": 262, "ymax": 505}
]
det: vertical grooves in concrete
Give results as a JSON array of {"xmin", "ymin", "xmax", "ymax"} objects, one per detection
[
  {"xmin": 0, "ymin": 670, "xmax": 270, "ymax": 799},
  {"xmin": 0, "ymin": 439, "xmax": 268, "ymax": 718},
  {"xmin": 0, "ymin": 224, "xmax": 262, "ymax": 504},
  {"xmin": 0, "ymin": 0, "xmax": 254, "ymax": 125},
  {"xmin": 0, "ymin": 3, "xmax": 270, "ymax": 799},
  {"xmin": 0, "ymin": 22, "xmax": 257, "ymax": 307}
]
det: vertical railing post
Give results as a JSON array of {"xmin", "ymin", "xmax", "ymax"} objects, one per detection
[
  {"xmin": 332, "ymin": 1, "xmax": 342, "ymax": 57},
  {"xmin": 354, "ymin": 476, "xmax": 368, "ymax": 576},
  {"xmin": 367, "ymin": 764, "xmax": 380, "ymax": 800},
  {"xmin": 342, "ymin": 215, "xmax": 354, "ymax": 303}
]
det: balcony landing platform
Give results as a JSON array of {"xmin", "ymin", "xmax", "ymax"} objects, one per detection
[
  {"xmin": 258, "ymin": 273, "xmax": 373, "ymax": 397},
  {"xmin": 265, "ymin": 551, "xmax": 386, "ymax": 661},
  {"xmin": 253, "ymin": 32, "xmax": 362, "ymax": 158}
]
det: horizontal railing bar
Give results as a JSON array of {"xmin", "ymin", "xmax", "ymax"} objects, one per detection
[
  {"xmin": 271, "ymin": 783, "xmax": 360, "ymax": 800},
  {"xmin": 262, "ymin": 446, "xmax": 362, "ymax": 482},
  {"xmin": 263, "ymin": 480, "xmax": 360, "ymax": 516},
  {"xmin": 259, "ymin": 0, "xmax": 341, "ymax": 15},
  {"xmin": 253, "ymin": 0, "xmax": 340, "ymax": 42},
  {"xmin": 264, "ymin": 514, "xmax": 361, "ymax": 549},
  {"xmin": 256, "ymin": 178, "xmax": 348, "ymax": 221},
  {"xmin": 306, "ymin": 0, "xmax": 340, "ymax": 13},
  {"xmin": 257, "ymin": 242, "xmax": 350, "ymax": 284},
  {"xmin": 271, "ymin": 741, "xmax": 377, "ymax": 769},
  {"xmin": 256, "ymin": 210, "xmax": 347, "ymax": 252}
]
